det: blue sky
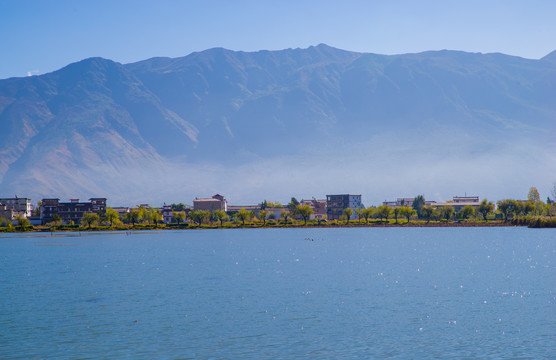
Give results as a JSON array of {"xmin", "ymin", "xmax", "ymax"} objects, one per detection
[{"xmin": 1, "ymin": 0, "xmax": 555, "ymax": 79}]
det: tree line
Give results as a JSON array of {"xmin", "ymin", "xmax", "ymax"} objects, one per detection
[
  {"xmin": 181, "ymin": 198, "xmax": 316, "ymax": 226},
  {"xmin": 2, "ymin": 187, "xmax": 555, "ymax": 231}
]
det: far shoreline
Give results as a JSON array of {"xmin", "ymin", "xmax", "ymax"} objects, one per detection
[{"xmin": 1, "ymin": 219, "xmax": 534, "ymax": 234}]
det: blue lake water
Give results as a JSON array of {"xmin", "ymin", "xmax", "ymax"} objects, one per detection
[{"xmin": 1, "ymin": 227, "xmax": 555, "ymax": 359}]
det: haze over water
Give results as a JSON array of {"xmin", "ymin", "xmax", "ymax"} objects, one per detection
[{"xmin": 1, "ymin": 227, "xmax": 555, "ymax": 359}]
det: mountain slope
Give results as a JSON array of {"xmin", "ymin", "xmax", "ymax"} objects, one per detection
[
  {"xmin": 0, "ymin": 45, "xmax": 555, "ymax": 203},
  {"xmin": 126, "ymin": 45, "xmax": 555, "ymax": 159},
  {"xmin": 0, "ymin": 57, "xmax": 199, "ymax": 196},
  {"xmin": 126, "ymin": 44, "xmax": 362, "ymax": 159}
]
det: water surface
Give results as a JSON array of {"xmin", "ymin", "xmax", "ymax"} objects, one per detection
[{"xmin": 1, "ymin": 227, "xmax": 555, "ymax": 359}]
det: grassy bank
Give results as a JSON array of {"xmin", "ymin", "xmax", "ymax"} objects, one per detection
[{"xmin": 510, "ymin": 216, "xmax": 556, "ymax": 228}]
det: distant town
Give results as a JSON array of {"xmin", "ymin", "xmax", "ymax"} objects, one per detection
[{"xmin": 1, "ymin": 189, "xmax": 555, "ymax": 231}]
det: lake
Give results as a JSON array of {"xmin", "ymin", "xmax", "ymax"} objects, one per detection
[{"xmin": 1, "ymin": 227, "xmax": 555, "ymax": 359}]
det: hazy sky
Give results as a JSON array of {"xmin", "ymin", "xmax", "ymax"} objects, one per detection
[{"xmin": 1, "ymin": 0, "xmax": 555, "ymax": 79}]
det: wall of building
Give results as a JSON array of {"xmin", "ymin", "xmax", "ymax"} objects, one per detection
[
  {"xmin": 326, "ymin": 194, "xmax": 361, "ymax": 220},
  {"xmin": 0, "ymin": 198, "xmax": 32, "ymax": 218}
]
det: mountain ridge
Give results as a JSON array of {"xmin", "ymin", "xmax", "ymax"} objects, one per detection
[{"xmin": 1, "ymin": 45, "xmax": 555, "ymax": 204}]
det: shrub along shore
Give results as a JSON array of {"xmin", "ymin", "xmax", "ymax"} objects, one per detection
[
  {"xmin": 3, "ymin": 217, "xmax": 553, "ymax": 233},
  {"xmin": 510, "ymin": 215, "xmax": 556, "ymax": 228}
]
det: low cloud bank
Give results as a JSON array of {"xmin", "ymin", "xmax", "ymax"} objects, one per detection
[{"xmin": 18, "ymin": 137, "xmax": 552, "ymax": 207}]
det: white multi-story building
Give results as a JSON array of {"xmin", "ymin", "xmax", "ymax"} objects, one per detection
[
  {"xmin": 0, "ymin": 197, "xmax": 32, "ymax": 218},
  {"xmin": 161, "ymin": 204, "xmax": 173, "ymax": 223}
]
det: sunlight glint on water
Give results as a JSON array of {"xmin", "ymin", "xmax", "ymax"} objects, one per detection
[{"xmin": 0, "ymin": 227, "xmax": 555, "ymax": 359}]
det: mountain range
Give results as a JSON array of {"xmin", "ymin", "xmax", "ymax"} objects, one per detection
[{"xmin": 1, "ymin": 44, "xmax": 555, "ymax": 205}]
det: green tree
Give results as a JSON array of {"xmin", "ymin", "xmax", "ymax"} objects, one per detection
[
  {"xmin": 258, "ymin": 210, "xmax": 268, "ymax": 225},
  {"xmin": 97, "ymin": 210, "xmax": 107, "ymax": 225},
  {"xmin": 376, "ymin": 205, "xmax": 392, "ymax": 222},
  {"xmin": 146, "ymin": 208, "xmax": 162, "ymax": 226},
  {"xmin": 544, "ymin": 203, "xmax": 555, "ymax": 216},
  {"xmin": 136, "ymin": 206, "xmax": 148, "ymax": 224},
  {"xmin": 457, "ymin": 205, "xmax": 475, "ymax": 220},
  {"xmin": 280, "ymin": 209, "xmax": 291, "ymax": 225},
  {"xmin": 125, "ymin": 210, "xmax": 140, "ymax": 226},
  {"xmin": 478, "ymin": 199, "xmax": 494, "ymax": 221},
  {"xmin": 199, "ymin": 210, "xmax": 210, "ymax": 225},
  {"xmin": 263, "ymin": 201, "xmax": 281, "ymax": 209},
  {"xmin": 420, "ymin": 206, "xmax": 434, "ymax": 223},
  {"xmin": 0, "ymin": 216, "xmax": 10, "ymax": 227},
  {"xmin": 432, "ymin": 207, "xmax": 441, "ymax": 221},
  {"xmin": 399, "ymin": 206, "xmax": 416, "ymax": 223},
  {"xmin": 343, "ymin": 208, "xmax": 353, "ymax": 224},
  {"xmin": 236, "ymin": 209, "xmax": 251, "ymax": 226},
  {"xmin": 296, "ymin": 204, "xmax": 313, "ymax": 226},
  {"xmin": 438, "ymin": 205, "xmax": 454, "ymax": 221},
  {"xmin": 212, "ymin": 209, "xmax": 228, "ymax": 226},
  {"xmin": 105, "ymin": 207, "xmax": 119, "ymax": 226},
  {"xmin": 528, "ymin": 187, "xmax": 540, "ymax": 203},
  {"xmin": 356, "ymin": 208, "xmax": 363, "ymax": 223},
  {"xmin": 534, "ymin": 200, "xmax": 545, "ymax": 216},
  {"xmin": 187, "ymin": 210, "xmax": 198, "ymax": 225},
  {"xmin": 51, "ymin": 213, "xmax": 62, "ymax": 226},
  {"xmin": 392, "ymin": 207, "xmax": 401, "ymax": 223},
  {"xmin": 288, "ymin": 197, "xmax": 300, "ymax": 214},
  {"xmin": 523, "ymin": 201, "xmax": 535, "ymax": 215},
  {"xmin": 361, "ymin": 207, "xmax": 374, "ymax": 223},
  {"xmin": 412, "ymin": 195, "xmax": 425, "ymax": 218},
  {"xmin": 497, "ymin": 199, "xmax": 514, "ymax": 221},
  {"xmin": 32, "ymin": 201, "xmax": 42, "ymax": 217},
  {"xmin": 173, "ymin": 211, "xmax": 186, "ymax": 224},
  {"xmin": 171, "ymin": 203, "xmax": 187, "ymax": 211},
  {"xmin": 81, "ymin": 212, "xmax": 99, "ymax": 229},
  {"xmin": 189, "ymin": 210, "xmax": 210, "ymax": 225},
  {"xmin": 17, "ymin": 216, "xmax": 30, "ymax": 229},
  {"xmin": 512, "ymin": 201, "xmax": 524, "ymax": 216}
]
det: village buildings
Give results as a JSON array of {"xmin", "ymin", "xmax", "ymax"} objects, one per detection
[
  {"xmin": 301, "ymin": 198, "xmax": 327, "ymax": 220},
  {"xmin": 382, "ymin": 196, "xmax": 480, "ymax": 212},
  {"xmin": 0, "ymin": 191, "xmax": 506, "ymax": 228}
]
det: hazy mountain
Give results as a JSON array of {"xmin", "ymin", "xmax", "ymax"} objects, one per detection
[
  {"xmin": 0, "ymin": 57, "xmax": 199, "ymax": 198},
  {"xmin": 1, "ymin": 44, "xmax": 555, "ymax": 204}
]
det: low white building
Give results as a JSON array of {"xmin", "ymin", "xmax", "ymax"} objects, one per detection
[
  {"xmin": 382, "ymin": 198, "xmax": 436, "ymax": 208},
  {"xmin": 435, "ymin": 196, "xmax": 480, "ymax": 212}
]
